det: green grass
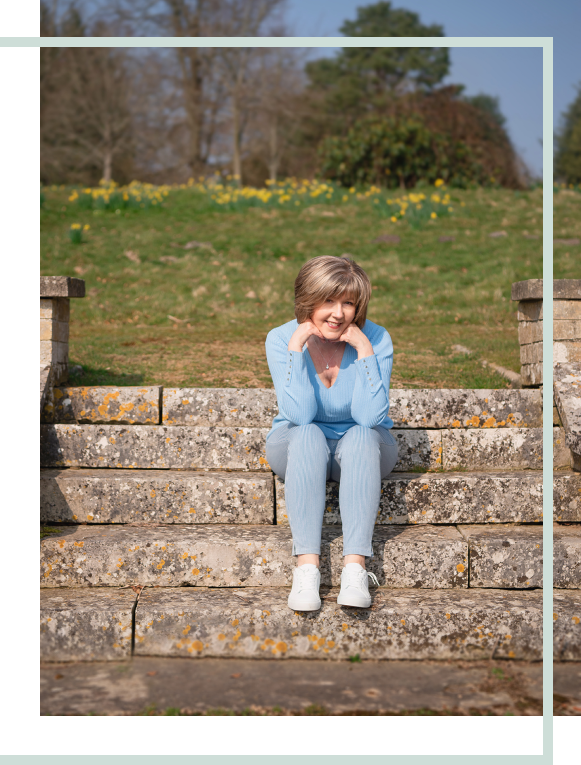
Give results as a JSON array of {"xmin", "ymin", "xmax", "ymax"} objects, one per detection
[
  {"xmin": 40, "ymin": 183, "xmax": 546, "ymax": 389},
  {"xmin": 40, "ymin": 527, "xmax": 60, "ymax": 539},
  {"xmin": 553, "ymin": 186, "xmax": 581, "ymax": 280}
]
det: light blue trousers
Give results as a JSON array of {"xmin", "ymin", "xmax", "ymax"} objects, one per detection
[{"xmin": 266, "ymin": 423, "xmax": 399, "ymax": 557}]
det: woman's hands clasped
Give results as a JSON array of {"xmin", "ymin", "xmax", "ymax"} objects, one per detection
[
  {"xmin": 288, "ymin": 320, "xmax": 374, "ymax": 361},
  {"xmin": 288, "ymin": 321, "xmax": 325, "ymax": 352},
  {"xmin": 338, "ymin": 324, "xmax": 374, "ymax": 360}
]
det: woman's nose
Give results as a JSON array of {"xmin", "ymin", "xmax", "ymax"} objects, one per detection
[{"xmin": 331, "ymin": 303, "xmax": 344, "ymax": 316}]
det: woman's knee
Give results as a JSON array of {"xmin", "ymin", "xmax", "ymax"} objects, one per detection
[{"xmin": 288, "ymin": 423, "xmax": 327, "ymax": 449}]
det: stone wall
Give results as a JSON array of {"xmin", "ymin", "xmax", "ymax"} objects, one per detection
[
  {"xmin": 512, "ymin": 279, "xmax": 581, "ymax": 387},
  {"xmin": 40, "ymin": 277, "xmax": 85, "ymax": 387}
]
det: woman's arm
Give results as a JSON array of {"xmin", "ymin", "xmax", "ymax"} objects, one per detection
[
  {"xmin": 340, "ymin": 325, "xmax": 392, "ymax": 428},
  {"xmin": 265, "ymin": 327, "xmax": 319, "ymax": 426}
]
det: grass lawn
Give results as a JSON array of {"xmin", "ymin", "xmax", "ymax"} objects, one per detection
[
  {"xmin": 553, "ymin": 187, "xmax": 581, "ymax": 280},
  {"xmin": 40, "ymin": 182, "xmax": 547, "ymax": 389}
]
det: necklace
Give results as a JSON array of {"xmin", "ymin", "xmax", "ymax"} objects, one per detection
[{"xmin": 311, "ymin": 338, "xmax": 343, "ymax": 370}]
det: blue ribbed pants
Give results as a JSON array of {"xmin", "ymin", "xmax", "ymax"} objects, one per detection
[{"xmin": 265, "ymin": 423, "xmax": 399, "ymax": 557}]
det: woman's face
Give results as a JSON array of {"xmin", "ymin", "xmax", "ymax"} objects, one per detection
[{"xmin": 310, "ymin": 294, "xmax": 357, "ymax": 341}]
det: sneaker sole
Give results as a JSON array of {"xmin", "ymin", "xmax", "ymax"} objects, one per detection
[
  {"xmin": 336, "ymin": 593, "xmax": 371, "ymax": 608},
  {"xmin": 287, "ymin": 597, "xmax": 321, "ymax": 612}
]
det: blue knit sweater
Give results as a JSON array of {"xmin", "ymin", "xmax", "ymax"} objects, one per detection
[{"xmin": 265, "ymin": 318, "xmax": 394, "ymax": 439}]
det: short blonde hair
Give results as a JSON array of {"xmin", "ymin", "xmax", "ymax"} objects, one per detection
[{"xmin": 294, "ymin": 255, "xmax": 372, "ymax": 328}]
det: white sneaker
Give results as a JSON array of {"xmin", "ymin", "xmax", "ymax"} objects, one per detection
[
  {"xmin": 337, "ymin": 563, "xmax": 379, "ymax": 608},
  {"xmin": 287, "ymin": 564, "xmax": 321, "ymax": 611}
]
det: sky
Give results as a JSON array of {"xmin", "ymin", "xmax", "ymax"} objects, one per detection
[{"xmin": 284, "ymin": 0, "xmax": 581, "ymax": 178}]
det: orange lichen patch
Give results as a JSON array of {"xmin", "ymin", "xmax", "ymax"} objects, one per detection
[
  {"xmin": 181, "ymin": 553, "xmax": 189, "ymax": 560},
  {"xmin": 262, "ymin": 610, "xmax": 270, "ymax": 618},
  {"xmin": 456, "ymin": 563, "xmax": 465, "ymax": 573},
  {"xmin": 451, "ymin": 419, "xmax": 462, "ymax": 428},
  {"xmin": 341, "ymin": 623, "xmax": 349, "ymax": 632},
  {"xmin": 182, "ymin": 625, "xmax": 191, "ymax": 635},
  {"xmin": 292, "ymin": 631, "xmax": 298, "ymax": 636},
  {"xmin": 508, "ymin": 651, "xmax": 515, "ymax": 658},
  {"xmin": 421, "ymin": 484, "xmax": 429, "ymax": 491},
  {"xmin": 482, "ymin": 417, "xmax": 497, "ymax": 428},
  {"xmin": 259, "ymin": 457, "xmax": 268, "ymax": 465},
  {"xmin": 400, "ymin": 619, "xmax": 406, "ymax": 625},
  {"xmin": 231, "ymin": 619, "xmax": 239, "ymax": 626},
  {"xmin": 156, "ymin": 560, "xmax": 166, "ymax": 569},
  {"xmin": 327, "ymin": 640, "xmax": 335, "ymax": 648},
  {"xmin": 150, "ymin": 489, "xmax": 156, "ymax": 498},
  {"xmin": 465, "ymin": 415, "xmax": 480, "ymax": 427},
  {"xmin": 87, "ymin": 515, "xmax": 94, "ymax": 521},
  {"xmin": 233, "ymin": 629, "xmax": 242, "ymax": 642},
  {"xmin": 505, "ymin": 635, "xmax": 512, "ymax": 640},
  {"xmin": 43, "ymin": 564, "xmax": 53, "ymax": 578},
  {"xmin": 445, "ymin": 613, "xmax": 451, "ymax": 619},
  {"xmin": 572, "ymin": 616, "xmax": 580, "ymax": 624},
  {"xmin": 263, "ymin": 638, "xmax": 275, "ymax": 647},
  {"xmin": 58, "ymin": 539, "xmax": 66, "ymax": 548},
  {"xmin": 191, "ymin": 640, "xmax": 203, "ymax": 652},
  {"xmin": 74, "ymin": 541, "xmax": 84, "ymax": 547},
  {"xmin": 72, "ymin": 515, "xmax": 78, "ymax": 521},
  {"xmin": 436, "ymin": 446, "xmax": 442, "ymax": 464},
  {"xmin": 251, "ymin": 635, "xmax": 260, "ymax": 642}
]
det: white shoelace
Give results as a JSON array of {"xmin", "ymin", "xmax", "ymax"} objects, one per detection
[
  {"xmin": 343, "ymin": 569, "xmax": 379, "ymax": 589},
  {"xmin": 296, "ymin": 568, "xmax": 319, "ymax": 592}
]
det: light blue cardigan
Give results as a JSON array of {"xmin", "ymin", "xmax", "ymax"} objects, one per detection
[{"xmin": 265, "ymin": 318, "xmax": 394, "ymax": 440}]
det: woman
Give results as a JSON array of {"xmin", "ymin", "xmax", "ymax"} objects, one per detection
[{"xmin": 265, "ymin": 255, "xmax": 398, "ymax": 612}]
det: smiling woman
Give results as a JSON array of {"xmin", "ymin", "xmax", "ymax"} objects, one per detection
[{"xmin": 265, "ymin": 255, "xmax": 398, "ymax": 612}]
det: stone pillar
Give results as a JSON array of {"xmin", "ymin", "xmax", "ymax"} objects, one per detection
[
  {"xmin": 40, "ymin": 277, "xmax": 85, "ymax": 386},
  {"xmin": 511, "ymin": 279, "xmax": 581, "ymax": 387}
]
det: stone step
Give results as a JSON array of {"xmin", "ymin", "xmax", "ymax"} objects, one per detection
[
  {"xmin": 43, "ymin": 386, "xmax": 162, "ymax": 425},
  {"xmin": 160, "ymin": 388, "xmax": 542, "ymax": 430},
  {"xmin": 40, "ymin": 588, "xmax": 581, "ymax": 664},
  {"xmin": 40, "ymin": 587, "xmax": 543, "ymax": 662},
  {"xmin": 460, "ymin": 525, "xmax": 580, "ymax": 590},
  {"xmin": 41, "ymin": 424, "xmax": 561, "ymax": 471},
  {"xmin": 554, "ymin": 472, "xmax": 581, "ymax": 522},
  {"xmin": 40, "ymin": 524, "xmax": 469, "ymax": 589},
  {"xmin": 40, "ymin": 588, "xmax": 135, "ymax": 661},
  {"xmin": 44, "ymin": 386, "xmax": 542, "ymax": 429},
  {"xmin": 40, "ymin": 469, "xmax": 274, "ymax": 525},
  {"xmin": 40, "ymin": 468, "xmax": 581, "ymax": 527},
  {"xmin": 277, "ymin": 471, "xmax": 544, "ymax": 526},
  {"xmin": 554, "ymin": 591, "xmax": 581, "ymax": 660}
]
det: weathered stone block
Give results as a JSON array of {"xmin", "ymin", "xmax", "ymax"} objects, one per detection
[
  {"xmin": 276, "ymin": 471, "xmax": 542, "ymax": 526},
  {"xmin": 40, "ymin": 297, "xmax": 70, "ymax": 322},
  {"xmin": 40, "ymin": 319, "xmax": 69, "ymax": 343},
  {"xmin": 511, "ymin": 279, "xmax": 543, "ymax": 301},
  {"xmin": 554, "ymin": 472, "xmax": 581, "ymax": 521},
  {"xmin": 554, "ymin": 428, "xmax": 575, "ymax": 469},
  {"xmin": 40, "ymin": 424, "xmax": 271, "ymax": 471},
  {"xmin": 162, "ymin": 388, "xmax": 278, "ymax": 428},
  {"xmin": 134, "ymin": 588, "xmax": 542, "ymax": 660},
  {"xmin": 518, "ymin": 321, "xmax": 543, "ymax": 346},
  {"xmin": 162, "ymin": 388, "xmax": 542, "ymax": 430},
  {"xmin": 39, "ymin": 425, "xmax": 444, "ymax": 472},
  {"xmin": 517, "ymin": 301, "xmax": 542, "ymax": 323},
  {"xmin": 442, "ymin": 428, "xmax": 543, "ymax": 470},
  {"xmin": 40, "ymin": 525, "xmax": 468, "ymax": 589},
  {"xmin": 554, "ymin": 301, "xmax": 581, "ymax": 321},
  {"xmin": 40, "ymin": 276, "xmax": 85, "ymax": 298},
  {"xmin": 41, "ymin": 365, "xmax": 51, "ymax": 413},
  {"xmin": 40, "ymin": 588, "xmax": 134, "ymax": 661},
  {"xmin": 392, "ymin": 430, "xmax": 442, "ymax": 470},
  {"xmin": 554, "ymin": 320, "xmax": 581, "ymax": 341},
  {"xmin": 520, "ymin": 342, "xmax": 542, "ymax": 365},
  {"xmin": 521, "ymin": 362, "xmax": 543, "ymax": 387},
  {"xmin": 554, "ymin": 526, "xmax": 581, "ymax": 588},
  {"xmin": 40, "ymin": 468, "xmax": 274, "ymax": 525},
  {"xmin": 460, "ymin": 525, "xmax": 543, "ymax": 588},
  {"xmin": 554, "ymin": 341, "xmax": 581, "ymax": 364},
  {"xmin": 553, "ymin": 363, "xmax": 581, "ymax": 456},
  {"xmin": 46, "ymin": 386, "xmax": 162, "ymax": 425},
  {"xmin": 553, "ymin": 591, "xmax": 581, "ymax": 660}
]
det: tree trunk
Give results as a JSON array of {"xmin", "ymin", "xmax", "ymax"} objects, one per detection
[
  {"xmin": 232, "ymin": 99, "xmax": 242, "ymax": 185},
  {"xmin": 269, "ymin": 115, "xmax": 278, "ymax": 182},
  {"xmin": 103, "ymin": 150, "xmax": 112, "ymax": 183}
]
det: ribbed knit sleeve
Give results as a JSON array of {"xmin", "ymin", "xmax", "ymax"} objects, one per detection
[
  {"xmin": 350, "ymin": 328, "xmax": 393, "ymax": 428},
  {"xmin": 265, "ymin": 330, "xmax": 318, "ymax": 426}
]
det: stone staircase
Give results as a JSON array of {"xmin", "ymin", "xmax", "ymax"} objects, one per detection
[{"xmin": 40, "ymin": 385, "xmax": 581, "ymax": 666}]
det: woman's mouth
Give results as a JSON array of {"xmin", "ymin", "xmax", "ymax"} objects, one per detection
[{"xmin": 326, "ymin": 321, "xmax": 342, "ymax": 329}]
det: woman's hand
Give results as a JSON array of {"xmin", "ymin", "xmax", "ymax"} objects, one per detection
[
  {"xmin": 288, "ymin": 321, "xmax": 326, "ymax": 352},
  {"xmin": 339, "ymin": 324, "xmax": 374, "ymax": 360}
]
